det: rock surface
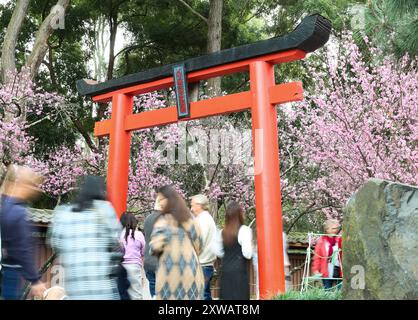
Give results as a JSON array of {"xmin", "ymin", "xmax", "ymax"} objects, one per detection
[{"xmin": 342, "ymin": 179, "xmax": 418, "ymax": 300}]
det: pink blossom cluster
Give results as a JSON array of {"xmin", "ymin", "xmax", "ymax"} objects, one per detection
[
  {"xmin": 0, "ymin": 70, "xmax": 63, "ymax": 117},
  {"xmin": 128, "ymin": 132, "xmax": 183, "ymax": 210},
  {"xmin": 0, "ymin": 118, "xmax": 33, "ymax": 169},
  {"xmin": 26, "ymin": 145, "xmax": 102, "ymax": 197},
  {"xmin": 0, "ymin": 71, "xmax": 62, "ymax": 172},
  {"xmin": 133, "ymin": 91, "xmax": 167, "ymax": 112}
]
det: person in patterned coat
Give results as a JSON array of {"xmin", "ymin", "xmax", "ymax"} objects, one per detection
[{"xmin": 150, "ymin": 185, "xmax": 204, "ymax": 300}]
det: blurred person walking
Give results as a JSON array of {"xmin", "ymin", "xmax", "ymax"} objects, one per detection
[
  {"xmin": 49, "ymin": 176, "xmax": 122, "ymax": 300},
  {"xmin": 0, "ymin": 165, "xmax": 46, "ymax": 300},
  {"xmin": 150, "ymin": 185, "xmax": 204, "ymax": 300},
  {"xmin": 143, "ymin": 197, "xmax": 161, "ymax": 299},
  {"xmin": 211, "ymin": 201, "xmax": 253, "ymax": 300},
  {"xmin": 119, "ymin": 212, "xmax": 145, "ymax": 300},
  {"xmin": 190, "ymin": 194, "xmax": 217, "ymax": 300}
]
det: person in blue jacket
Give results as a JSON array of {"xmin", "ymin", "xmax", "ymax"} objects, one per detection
[{"xmin": 0, "ymin": 165, "xmax": 46, "ymax": 300}]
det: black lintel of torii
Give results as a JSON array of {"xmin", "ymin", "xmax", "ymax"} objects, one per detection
[{"xmin": 76, "ymin": 14, "xmax": 331, "ymax": 97}]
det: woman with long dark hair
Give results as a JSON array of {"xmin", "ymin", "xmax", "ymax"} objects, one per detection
[
  {"xmin": 49, "ymin": 175, "xmax": 122, "ymax": 300},
  {"xmin": 211, "ymin": 201, "xmax": 253, "ymax": 300},
  {"xmin": 149, "ymin": 185, "xmax": 204, "ymax": 300},
  {"xmin": 119, "ymin": 212, "xmax": 145, "ymax": 300}
]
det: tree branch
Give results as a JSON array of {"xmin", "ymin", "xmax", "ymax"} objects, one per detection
[
  {"xmin": 25, "ymin": 115, "xmax": 51, "ymax": 129},
  {"xmin": 177, "ymin": 0, "xmax": 208, "ymax": 24},
  {"xmin": 286, "ymin": 205, "xmax": 332, "ymax": 234},
  {"xmin": 280, "ymin": 159, "xmax": 300, "ymax": 178},
  {"xmin": 114, "ymin": 42, "xmax": 155, "ymax": 60},
  {"xmin": 25, "ymin": 0, "xmax": 71, "ymax": 80},
  {"xmin": 208, "ymin": 153, "xmax": 222, "ymax": 187},
  {"xmin": 70, "ymin": 116, "xmax": 99, "ymax": 153}
]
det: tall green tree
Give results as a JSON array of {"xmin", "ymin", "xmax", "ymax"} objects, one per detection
[
  {"xmin": 363, "ymin": 0, "xmax": 417, "ymax": 57},
  {"xmin": 0, "ymin": 0, "xmax": 71, "ymax": 83}
]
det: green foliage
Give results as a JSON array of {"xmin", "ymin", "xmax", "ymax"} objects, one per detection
[
  {"xmin": 266, "ymin": 0, "xmax": 364, "ymax": 36},
  {"xmin": 273, "ymin": 287, "xmax": 343, "ymax": 300},
  {"xmin": 361, "ymin": 0, "xmax": 418, "ymax": 58},
  {"xmin": 116, "ymin": 0, "xmax": 208, "ymax": 75}
]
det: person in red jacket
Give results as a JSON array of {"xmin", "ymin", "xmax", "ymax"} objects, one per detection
[{"xmin": 312, "ymin": 219, "xmax": 342, "ymax": 290}]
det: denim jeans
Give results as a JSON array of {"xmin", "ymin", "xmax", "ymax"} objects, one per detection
[
  {"xmin": 1, "ymin": 267, "xmax": 24, "ymax": 300},
  {"xmin": 322, "ymin": 279, "xmax": 342, "ymax": 290},
  {"xmin": 202, "ymin": 265, "xmax": 214, "ymax": 300},
  {"xmin": 145, "ymin": 271, "xmax": 156, "ymax": 298},
  {"xmin": 117, "ymin": 264, "xmax": 131, "ymax": 300}
]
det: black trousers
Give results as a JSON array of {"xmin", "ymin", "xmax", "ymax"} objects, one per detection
[{"xmin": 116, "ymin": 264, "xmax": 131, "ymax": 300}]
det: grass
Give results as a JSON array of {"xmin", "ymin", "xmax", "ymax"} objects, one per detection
[{"xmin": 272, "ymin": 287, "xmax": 343, "ymax": 300}]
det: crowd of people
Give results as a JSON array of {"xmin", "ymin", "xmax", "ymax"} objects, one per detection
[{"xmin": 0, "ymin": 164, "xmax": 343, "ymax": 300}]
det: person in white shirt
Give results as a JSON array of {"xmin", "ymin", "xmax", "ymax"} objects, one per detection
[
  {"xmin": 190, "ymin": 194, "xmax": 217, "ymax": 300},
  {"xmin": 211, "ymin": 201, "xmax": 253, "ymax": 300}
]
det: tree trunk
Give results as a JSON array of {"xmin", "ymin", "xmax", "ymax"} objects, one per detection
[
  {"xmin": 93, "ymin": 17, "xmax": 110, "ymax": 149},
  {"xmin": 95, "ymin": 11, "xmax": 119, "ymax": 152},
  {"xmin": 188, "ymin": 83, "xmax": 199, "ymax": 102},
  {"xmin": 92, "ymin": 16, "xmax": 108, "ymax": 82},
  {"xmin": 47, "ymin": 45, "xmax": 58, "ymax": 87},
  {"xmin": 92, "ymin": 15, "xmax": 109, "ymax": 152},
  {"xmin": 106, "ymin": 13, "xmax": 118, "ymax": 81},
  {"xmin": 0, "ymin": 0, "xmax": 30, "ymax": 83},
  {"xmin": 25, "ymin": 0, "xmax": 71, "ymax": 80},
  {"xmin": 206, "ymin": 0, "xmax": 223, "ymax": 97},
  {"xmin": 70, "ymin": 117, "xmax": 98, "ymax": 153}
]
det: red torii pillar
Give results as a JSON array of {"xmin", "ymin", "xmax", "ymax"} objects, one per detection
[
  {"xmin": 106, "ymin": 93, "xmax": 133, "ymax": 216},
  {"xmin": 250, "ymin": 61, "xmax": 286, "ymax": 298}
]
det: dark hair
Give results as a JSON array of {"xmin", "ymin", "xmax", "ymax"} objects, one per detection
[
  {"xmin": 72, "ymin": 175, "xmax": 106, "ymax": 212},
  {"xmin": 123, "ymin": 212, "xmax": 138, "ymax": 242},
  {"xmin": 120, "ymin": 212, "xmax": 127, "ymax": 228},
  {"xmin": 157, "ymin": 185, "xmax": 191, "ymax": 223},
  {"xmin": 222, "ymin": 201, "xmax": 244, "ymax": 247}
]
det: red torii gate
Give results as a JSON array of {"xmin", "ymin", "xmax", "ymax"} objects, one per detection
[{"xmin": 77, "ymin": 14, "xmax": 331, "ymax": 299}]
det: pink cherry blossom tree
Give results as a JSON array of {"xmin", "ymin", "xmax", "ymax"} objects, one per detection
[
  {"xmin": 282, "ymin": 32, "xmax": 418, "ymax": 222},
  {"xmin": 0, "ymin": 71, "xmax": 63, "ymax": 171},
  {"xmin": 0, "ymin": 71, "xmax": 101, "ymax": 204}
]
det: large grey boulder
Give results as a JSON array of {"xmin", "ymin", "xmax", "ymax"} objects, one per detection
[{"xmin": 342, "ymin": 179, "xmax": 418, "ymax": 300}]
